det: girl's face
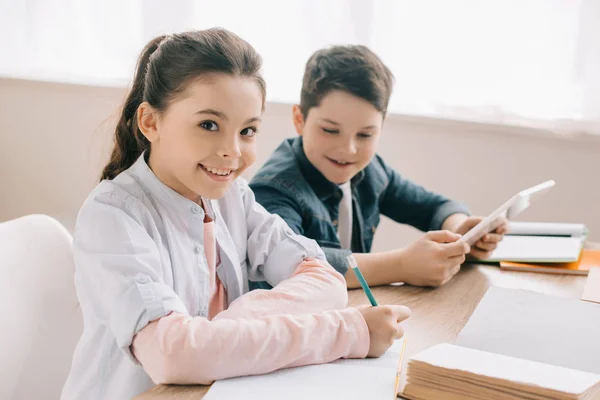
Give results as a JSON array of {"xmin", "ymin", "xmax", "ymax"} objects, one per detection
[{"xmin": 139, "ymin": 73, "xmax": 263, "ymax": 202}]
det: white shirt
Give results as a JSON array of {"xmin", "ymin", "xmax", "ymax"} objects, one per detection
[
  {"xmin": 337, "ymin": 182, "xmax": 353, "ymax": 250},
  {"xmin": 61, "ymin": 154, "xmax": 324, "ymax": 400}
]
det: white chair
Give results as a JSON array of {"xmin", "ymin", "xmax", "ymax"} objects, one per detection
[{"xmin": 0, "ymin": 215, "xmax": 82, "ymax": 400}]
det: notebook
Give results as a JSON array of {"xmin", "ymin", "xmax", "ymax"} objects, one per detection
[
  {"xmin": 483, "ymin": 221, "xmax": 588, "ymax": 263},
  {"xmin": 402, "ymin": 287, "xmax": 600, "ymax": 400},
  {"xmin": 499, "ymin": 249, "xmax": 600, "ymax": 275},
  {"xmin": 203, "ymin": 337, "xmax": 406, "ymax": 400}
]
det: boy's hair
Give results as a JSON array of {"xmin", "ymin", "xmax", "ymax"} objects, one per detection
[
  {"xmin": 101, "ymin": 28, "xmax": 266, "ymax": 181},
  {"xmin": 299, "ymin": 45, "xmax": 394, "ymax": 118}
]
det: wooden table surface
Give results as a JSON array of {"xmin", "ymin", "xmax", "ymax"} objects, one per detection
[{"xmin": 135, "ymin": 261, "xmax": 590, "ymax": 400}]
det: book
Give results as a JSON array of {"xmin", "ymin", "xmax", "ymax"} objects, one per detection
[
  {"xmin": 203, "ymin": 337, "xmax": 407, "ymax": 400},
  {"xmin": 403, "ymin": 287, "xmax": 600, "ymax": 400},
  {"xmin": 403, "ymin": 344, "xmax": 600, "ymax": 400},
  {"xmin": 499, "ymin": 249, "xmax": 600, "ymax": 276},
  {"xmin": 483, "ymin": 221, "xmax": 588, "ymax": 263}
]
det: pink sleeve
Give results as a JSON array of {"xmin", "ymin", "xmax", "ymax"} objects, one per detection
[
  {"xmin": 132, "ymin": 308, "xmax": 369, "ymax": 385},
  {"xmin": 216, "ymin": 257, "xmax": 349, "ymax": 320},
  {"xmin": 131, "ymin": 258, "xmax": 370, "ymax": 385}
]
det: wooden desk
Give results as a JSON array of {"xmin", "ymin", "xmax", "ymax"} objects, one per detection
[{"xmin": 135, "ymin": 263, "xmax": 588, "ymax": 400}]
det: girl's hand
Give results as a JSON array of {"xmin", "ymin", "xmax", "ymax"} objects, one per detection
[{"xmin": 358, "ymin": 305, "xmax": 411, "ymax": 357}]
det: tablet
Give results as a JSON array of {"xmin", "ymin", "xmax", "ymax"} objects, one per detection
[{"xmin": 460, "ymin": 180, "xmax": 556, "ymax": 246}]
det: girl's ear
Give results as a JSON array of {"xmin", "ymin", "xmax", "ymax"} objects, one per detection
[
  {"xmin": 292, "ymin": 105, "xmax": 306, "ymax": 136},
  {"xmin": 137, "ymin": 102, "xmax": 160, "ymax": 142}
]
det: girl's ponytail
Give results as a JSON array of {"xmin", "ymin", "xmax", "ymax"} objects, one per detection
[{"xmin": 100, "ymin": 35, "xmax": 166, "ymax": 181}]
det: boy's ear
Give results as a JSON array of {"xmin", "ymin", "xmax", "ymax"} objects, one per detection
[
  {"xmin": 137, "ymin": 102, "xmax": 160, "ymax": 143},
  {"xmin": 292, "ymin": 104, "xmax": 305, "ymax": 136}
]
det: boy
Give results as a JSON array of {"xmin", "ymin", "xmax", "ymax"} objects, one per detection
[{"xmin": 250, "ymin": 45, "xmax": 506, "ymax": 288}]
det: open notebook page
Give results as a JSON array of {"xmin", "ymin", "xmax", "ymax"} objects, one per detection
[{"xmin": 203, "ymin": 337, "xmax": 405, "ymax": 400}]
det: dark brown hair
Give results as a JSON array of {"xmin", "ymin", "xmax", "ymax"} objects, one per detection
[
  {"xmin": 299, "ymin": 45, "xmax": 394, "ymax": 118},
  {"xmin": 101, "ymin": 28, "xmax": 266, "ymax": 180}
]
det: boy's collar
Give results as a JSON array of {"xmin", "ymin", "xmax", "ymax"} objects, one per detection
[{"xmin": 292, "ymin": 137, "xmax": 365, "ymax": 201}]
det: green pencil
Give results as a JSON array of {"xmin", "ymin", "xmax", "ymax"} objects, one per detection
[{"xmin": 346, "ymin": 255, "xmax": 378, "ymax": 306}]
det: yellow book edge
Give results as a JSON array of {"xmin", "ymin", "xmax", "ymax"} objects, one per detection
[
  {"xmin": 394, "ymin": 334, "xmax": 407, "ymax": 398},
  {"xmin": 500, "ymin": 249, "xmax": 600, "ymax": 276}
]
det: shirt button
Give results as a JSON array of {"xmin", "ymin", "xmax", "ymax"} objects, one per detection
[
  {"xmin": 194, "ymin": 245, "xmax": 203, "ymax": 253},
  {"xmin": 191, "ymin": 205, "xmax": 202, "ymax": 214},
  {"xmin": 136, "ymin": 274, "xmax": 149, "ymax": 284},
  {"xmin": 332, "ymin": 219, "xmax": 338, "ymax": 227}
]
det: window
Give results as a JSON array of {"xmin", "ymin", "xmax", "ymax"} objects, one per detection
[{"xmin": 2, "ymin": 0, "xmax": 598, "ymax": 134}]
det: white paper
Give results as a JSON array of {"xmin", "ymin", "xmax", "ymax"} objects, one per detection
[
  {"xmin": 455, "ymin": 287, "xmax": 600, "ymax": 375},
  {"xmin": 582, "ymin": 268, "xmax": 600, "ymax": 304},
  {"xmin": 203, "ymin": 338, "xmax": 405, "ymax": 400}
]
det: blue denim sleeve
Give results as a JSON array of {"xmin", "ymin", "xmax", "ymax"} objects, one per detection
[
  {"xmin": 377, "ymin": 156, "xmax": 471, "ymax": 232},
  {"xmin": 250, "ymin": 180, "xmax": 305, "ymax": 235},
  {"xmin": 321, "ymin": 247, "xmax": 352, "ymax": 276},
  {"xmin": 250, "ymin": 179, "xmax": 351, "ymax": 277},
  {"xmin": 248, "ymin": 180, "xmax": 306, "ymax": 291}
]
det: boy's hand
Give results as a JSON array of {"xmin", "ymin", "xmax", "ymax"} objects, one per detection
[
  {"xmin": 398, "ymin": 231, "xmax": 470, "ymax": 287},
  {"xmin": 453, "ymin": 216, "xmax": 509, "ymax": 259},
  {"xmin": 358, "ymin": 305, "xmax": 411, "ymax": 358}
]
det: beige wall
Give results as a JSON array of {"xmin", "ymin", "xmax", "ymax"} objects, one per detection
[{"xmin": 1, "ymin": 77, "xmax": 599, "ymax": 249}]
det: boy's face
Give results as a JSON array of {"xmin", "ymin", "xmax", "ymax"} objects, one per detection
[{"xmin": 293, "ymin": 90, "xmax": 383, "ymax": 185}]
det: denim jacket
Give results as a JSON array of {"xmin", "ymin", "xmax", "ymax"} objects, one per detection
[{"xmin": 249, "ymin": 137, "xmax": 470, "ymax": 275}]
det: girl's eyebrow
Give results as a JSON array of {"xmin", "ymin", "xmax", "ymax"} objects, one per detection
[
  {"xmin": 244, "ymin": 117, "xmax": 261, "ymax": 124},
  {"xmin": 195, "ymin": 109, "xmax": 261, "ymax": 125},
  {"xmin": 195, "ymin": 109, "xmax": 228, "ymax": 120}
]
